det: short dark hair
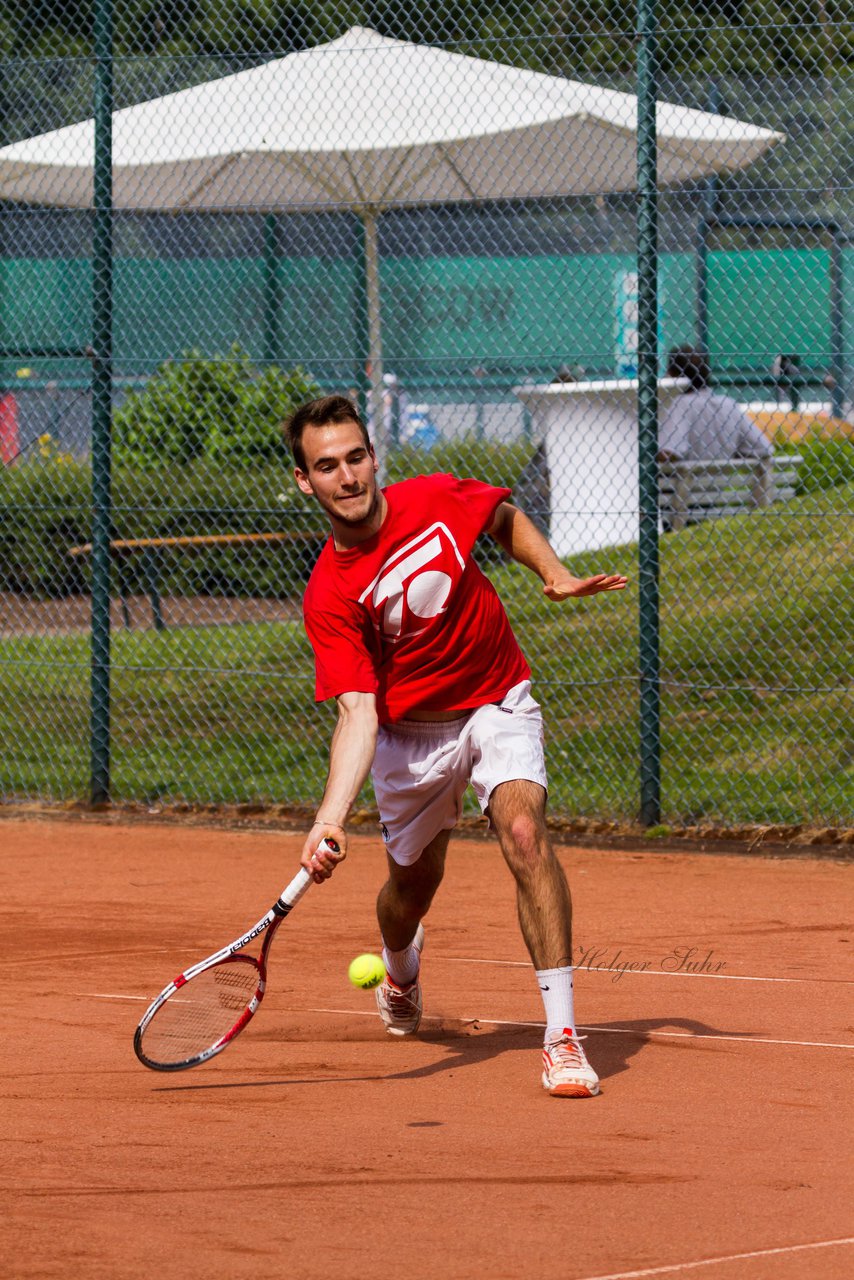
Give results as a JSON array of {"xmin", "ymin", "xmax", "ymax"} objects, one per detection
[
  {"xmin": 667, "ymin": 345, "xmax": 710, "ymax": 391},
  {"xmin": 285, "ymin": 395, "xmax": 370, "ymax": 470}
]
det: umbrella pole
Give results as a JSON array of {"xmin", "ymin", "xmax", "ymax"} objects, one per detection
[
  {"xmin": 262, "ymin": 212, "xmax": 281, "ymax": 366},
  {"xmin": 362, "ymin": 210, "xmax": 387, "ymax": 479}
]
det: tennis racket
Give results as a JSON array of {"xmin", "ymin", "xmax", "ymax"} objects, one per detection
[{"xmin": 134, "ymin": 841, "xmax": 337, "ymax": 1072}]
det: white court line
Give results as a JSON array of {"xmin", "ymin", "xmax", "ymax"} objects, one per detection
[
  {"xmin": 71, "ymin": 988, "xmax": 854, "ymax": 1049},
  {"xmin": 73, "ymin": 988, "xmax": 854, "ymax": 1049},
  {"xmin": 440, "ymin": 957, "xmax": 854, "ymax": 985},
  {"xmin": 309, "ymin": 1008, "xmax": 854, "ymax": 1051},
  {"xmin": 571, "ymin": 1235, "xmax": 854, "ymax": 1280}
]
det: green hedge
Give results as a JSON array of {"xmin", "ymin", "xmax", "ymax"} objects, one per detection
[
  {"xmin": 0, "ymin": 346, "xmax": 330, "ymax": 598},
  {"xmin": 0, "ymin": 438, "xmax": 536, "ymax": 599},
  {"xmin": 385, "ymin": 438, "xmax": 533, "ymax": 488},
  {"xmin": 0, "ymin": 461, "xmax": 324, "ymax": 599}
]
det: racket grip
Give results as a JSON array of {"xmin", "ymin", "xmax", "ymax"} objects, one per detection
[
  {"xmin": 277, "ymin": 839, "xmax": 340, "ymax": 910},
  {"xmin": 278, "ymin": 866, "xmax": 313, "ymax": 910}
]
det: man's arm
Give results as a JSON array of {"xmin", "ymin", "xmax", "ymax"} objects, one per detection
[
  {"xmin": 301, "ymin": 690, "xmax": 379, "ymax": 882},
  {"xmin": 657, "ymin": 395, "xmax": 688, "ymax": 463},
  {"xmin": 487, "ymin": 502, "xmax": 628, "ymax": 600},
  {"xmin": 734, "ymin": 406, "xmax": 774, "ymax": 458}
]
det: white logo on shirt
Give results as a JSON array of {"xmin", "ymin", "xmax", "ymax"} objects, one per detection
[{"xmin": 358, "ymin": 523, "xmax": 466, "ymax": 642}]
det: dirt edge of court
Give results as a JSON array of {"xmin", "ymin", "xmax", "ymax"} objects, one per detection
[{"xmin": 1, "ymin": 798, "xmax": 851, "ymax": 861}]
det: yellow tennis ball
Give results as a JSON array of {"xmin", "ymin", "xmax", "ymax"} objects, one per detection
[{"xmin": 348, "ymin": 953, "xmax": 386, "ymax": 990}]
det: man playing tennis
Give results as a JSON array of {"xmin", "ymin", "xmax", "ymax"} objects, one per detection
[{"xmin": 287, "ymin": 395, "xmax": 627, "ymax": 1098}]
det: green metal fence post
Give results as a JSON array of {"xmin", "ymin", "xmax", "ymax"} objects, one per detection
[
  {"xmin": 637, "ymin": 0, "xmax": 662, "ymax": 826},
  {"xmin": 90, "ymin": 0, "xmax": 114, "ymax": 804}
]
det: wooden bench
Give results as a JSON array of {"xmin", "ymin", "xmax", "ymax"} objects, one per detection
[
  {"xmin": 68, "ymin": 531, "xmax": 323, "ymax": 631},
  {"xmin": 658, "ymin": 454, "xmax": 802, "ymax": 532}
]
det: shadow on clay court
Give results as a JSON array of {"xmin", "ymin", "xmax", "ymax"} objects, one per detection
[
  {"xmin": 151, "ymin": 1016, "xmax": 742, "ymax": 1093},
  {"xmin": 397, "ymin": 1015, "xmax": 751, "ymax": 1085},
  {"xmin": 581, "ymin": 1017, "xmax": 756, "ymax": 1082}
]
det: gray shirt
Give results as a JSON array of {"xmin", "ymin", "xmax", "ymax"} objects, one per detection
[{"xmin": 659, "ymin": 388, "xmax": 773, "ymax": 461}]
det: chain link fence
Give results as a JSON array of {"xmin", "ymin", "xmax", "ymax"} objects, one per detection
[{"xmin": 1, "ymin": 3, "xmax": 851, "ymax": 828}]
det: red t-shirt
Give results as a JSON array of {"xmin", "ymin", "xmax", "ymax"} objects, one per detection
[{"xmin": 303, "ymin": 473, "xmax": 531, "ymax": 723}]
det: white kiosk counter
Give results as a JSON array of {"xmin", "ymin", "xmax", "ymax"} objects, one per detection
[{"xmin": 515, "ymin": 379, "xmax": 687, "ymax": 556}]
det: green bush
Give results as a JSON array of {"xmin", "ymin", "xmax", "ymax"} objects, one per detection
[
  {"xmin": 113, "ymin": 346, "xmax": 321, "ymax": 467},
  {"xmin": 791, "ymin": 433, "xmax": 854, "ymax": 495}
]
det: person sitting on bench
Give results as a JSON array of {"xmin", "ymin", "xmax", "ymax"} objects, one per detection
[{"xmin": 658, "ymin": 346, "xmax": 774, "ymax": 463}]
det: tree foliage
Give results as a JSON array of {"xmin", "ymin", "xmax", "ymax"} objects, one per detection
[
  {"xmin": 112, "ymin": 346, "xmax": 320, "ymax": 466},
  {"xmin": 1, "ymin": 2, "xmax": 851, "ymax": 73}
]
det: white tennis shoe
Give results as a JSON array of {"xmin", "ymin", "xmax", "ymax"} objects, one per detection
[
  {"xmin": 541, "ymin": 1029, "xmax": 600, "ymax": 1097},
  {"xmin": 375, "ymin": 923, "xmax": 425, "ymax": 1036}
]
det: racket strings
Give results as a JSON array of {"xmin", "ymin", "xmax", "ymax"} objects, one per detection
[{"xmin": 140, "ymin": 960, "xmax": 260, "ymax": 1066}]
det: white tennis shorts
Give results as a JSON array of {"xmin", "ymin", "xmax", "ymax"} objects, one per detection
[{"xmin": 372, "ymin": 680, "xmax": 547, "ymax": 865}]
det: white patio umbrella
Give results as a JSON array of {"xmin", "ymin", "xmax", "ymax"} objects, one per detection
[{"xmin": 0, "ymin": 25, "xmax": 782, "ymax": 435}]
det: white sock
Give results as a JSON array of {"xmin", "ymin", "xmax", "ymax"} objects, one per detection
[
  {"xmin": 382, "ymin": 938, "xmax": 420, "ymax": 987},
  {"xmin": 535, "ymin": 966, "xmax": 576, "ymax": 1042}
]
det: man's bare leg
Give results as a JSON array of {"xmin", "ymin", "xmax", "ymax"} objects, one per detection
[
  {"xmin": 376, "ymin": 829, "xmax": 450, "ymax": 950},
  {"xmin": 487, "ymin": 779, "xmax": 572, "ymax": 968},
  {"xmin": 374, "ymin": 830, "xmax": 449, "ymax": 1036},
  {"xmin": 488, "ymin": 778, "xmax": 598, "ymax": 1096}
]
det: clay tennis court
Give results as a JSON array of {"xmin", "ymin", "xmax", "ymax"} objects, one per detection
[{"xmin": 2, "ymin": 816, "xmax": 852, "ymax": 1280}]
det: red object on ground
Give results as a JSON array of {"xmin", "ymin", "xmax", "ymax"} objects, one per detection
[{"xmin": 0, "ymin": 393, "xmax": 20, "ymax": 465}]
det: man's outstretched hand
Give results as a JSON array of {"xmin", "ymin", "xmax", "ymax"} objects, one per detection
[{"xmin": 543, "ymin": 572, "xmax": 628, "ymax": 601}]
